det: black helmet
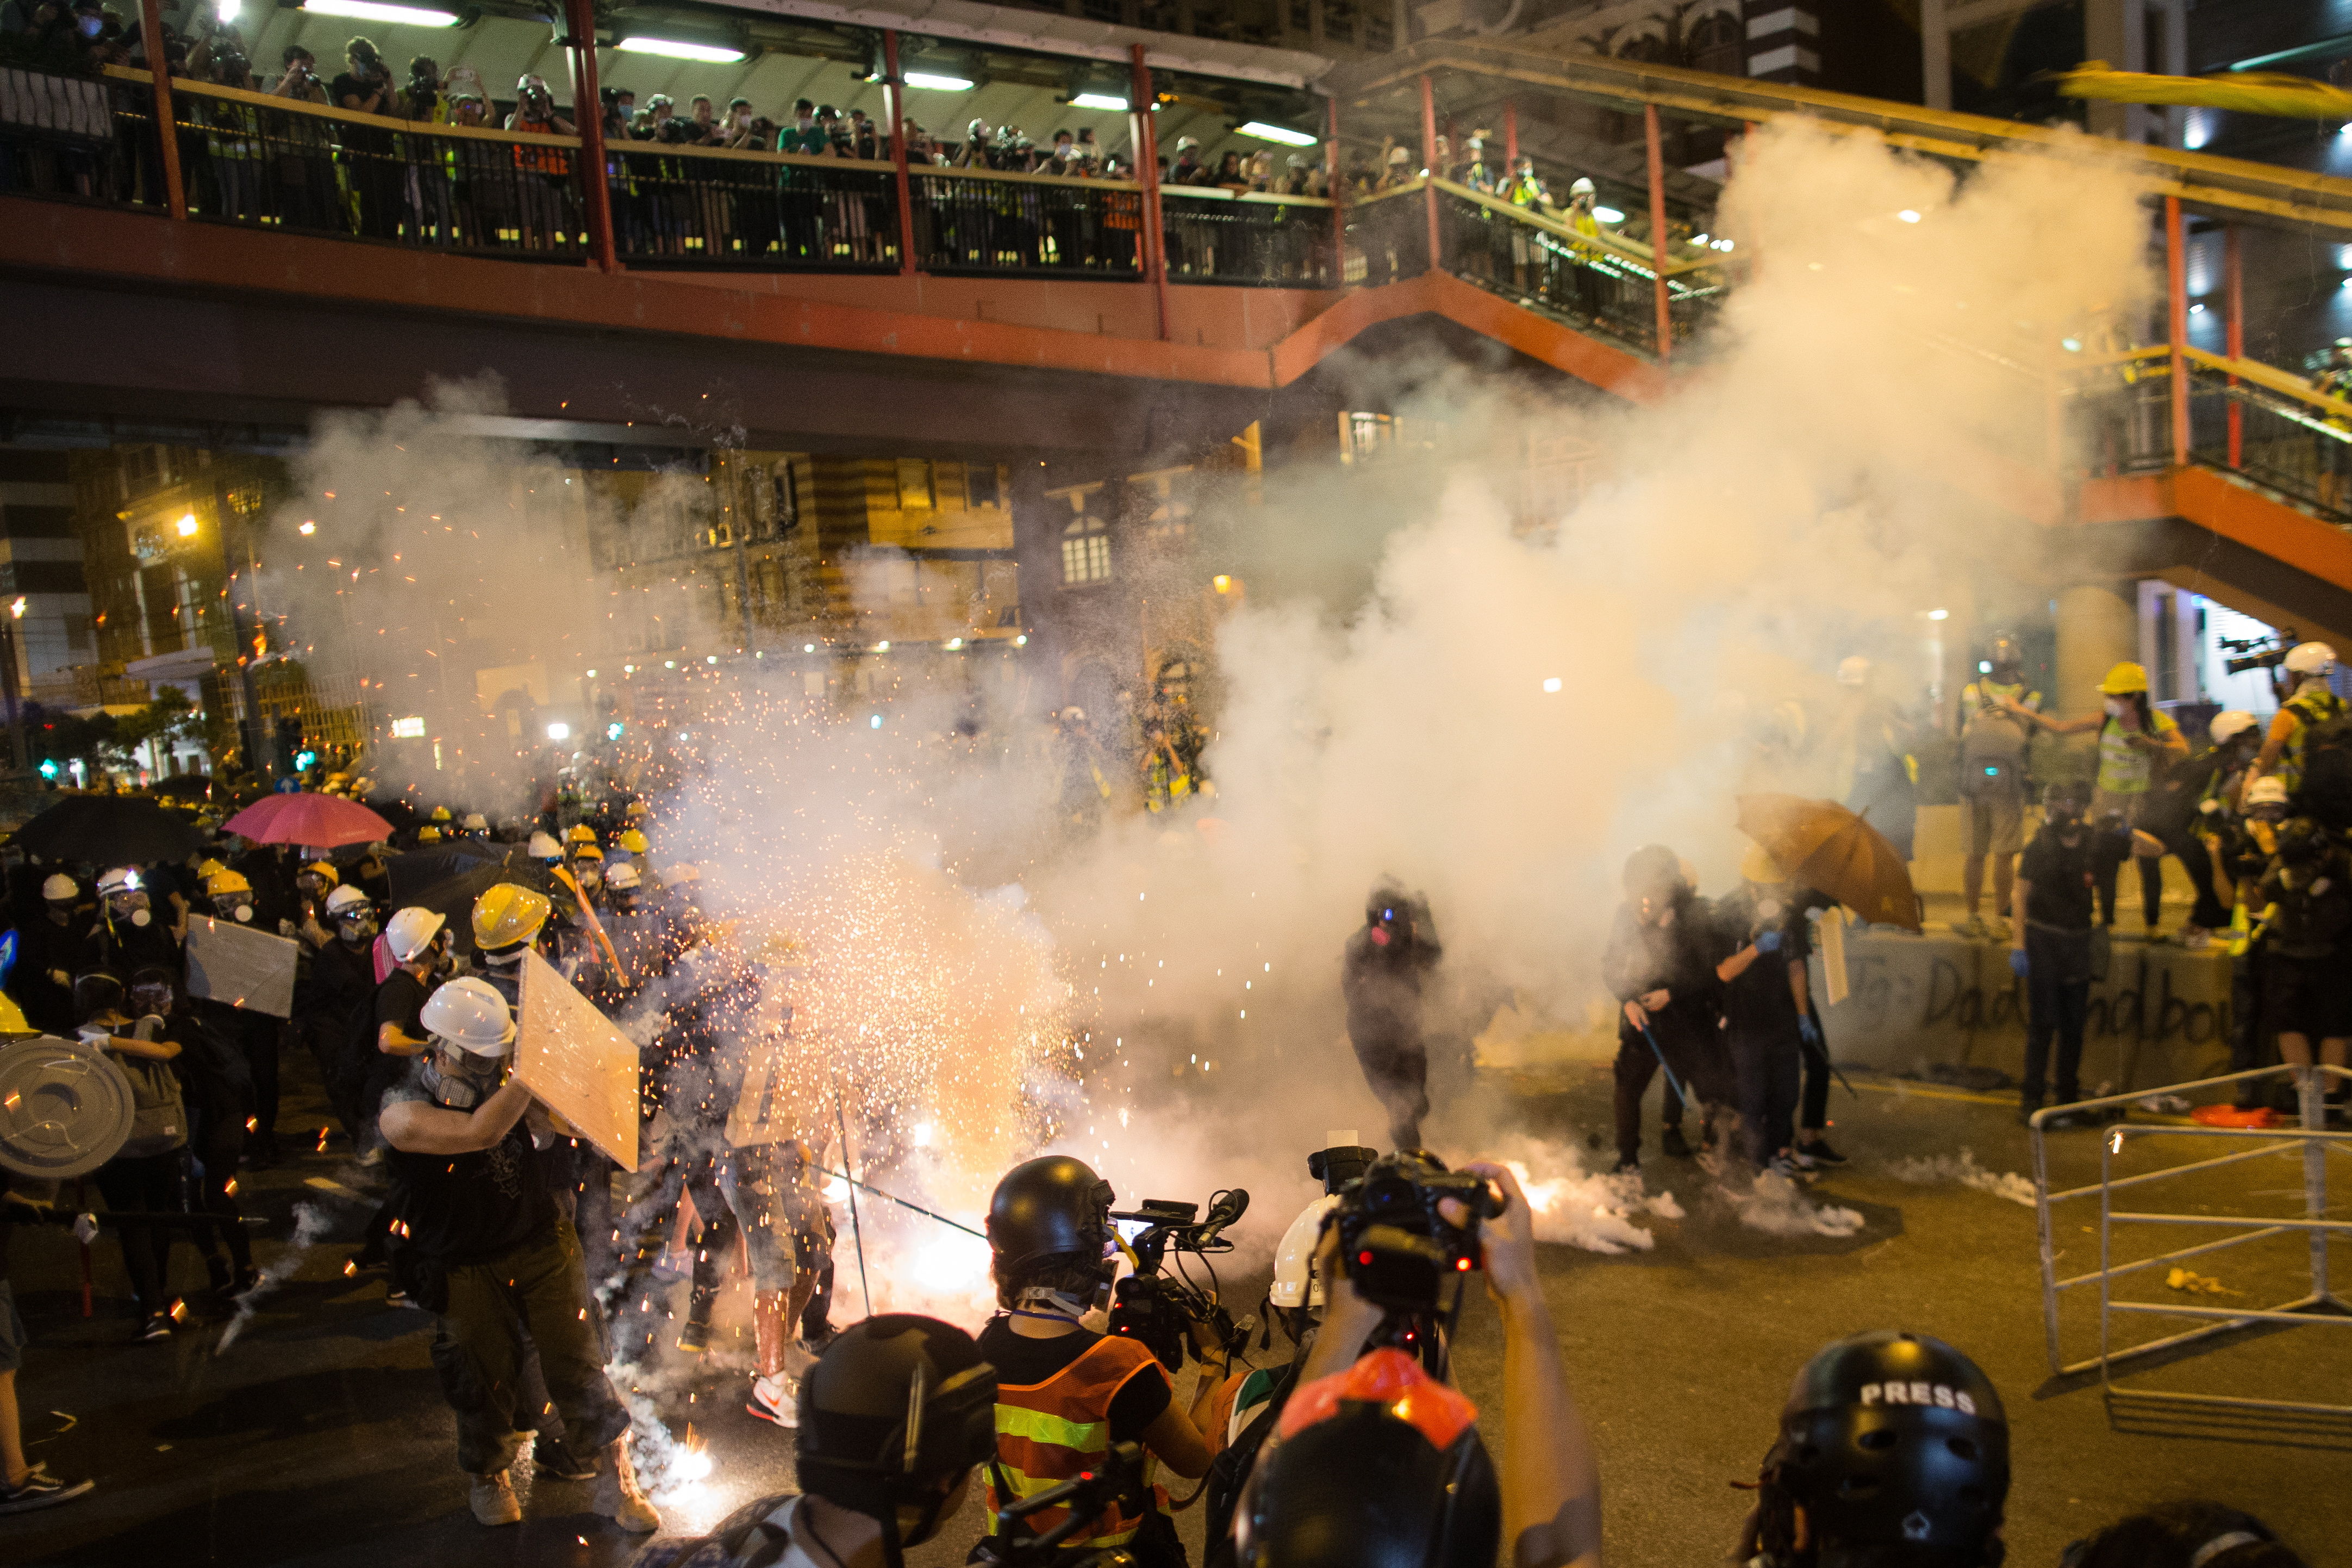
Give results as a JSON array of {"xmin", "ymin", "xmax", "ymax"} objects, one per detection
[
  {"xmin": 1365, "ymin": 880, "xmax": 1414, "ymax": 927},
  {"xmin": 1622, "ymin": 844, "xmax": 1682, "ymax": 899},
  {"xmin": 1237, "ymin": 1348, "xmax": 1499, "ymax": 1568},
  {"xmin": 2061, "ymin": 1502, "xmax": 2299, "ymax": 1568},
  {"xmin": 1755, "ymin": 1331, "xmax": 2008, "ymax": 1568},
  {"xmin": 796, "ymin": 1315, "xmax": 999, "ymax": 1566},
  {"xmin": 72, "ymin": 970, "xmax": 125, "ymax": 1024},
  {"xmin": 2272, "ymin": 817, "xmax": 2332, "ymax": 865},
  {"xmin": 1985, "ymin": 631, "xmax": 2023, "ymax": 668},
  {"xmin": 987, "ymin": 1155, "xmax": 1114, "ymax": 1273},
  {"xmin": 2044, "ymin": 777, "xmax": 2092, "ymax": 811}
]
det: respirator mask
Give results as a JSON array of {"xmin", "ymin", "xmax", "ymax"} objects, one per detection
[
  {"xmin": 214, "ymin": 894, "xmax": 254, "ymax": 923},
  {"xmin": 111, "ymin": 892, "xmax": 152, "ymax": 928},
  {"xmin": 421, "ymin": 1046, "xmax": 503, "ymax": 1110}
]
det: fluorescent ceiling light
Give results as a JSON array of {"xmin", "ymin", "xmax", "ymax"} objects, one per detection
[
  {"xmin": 300, "ymin": 0, "xmax": 461, "ymax": 24},
  {"xmin": 1070, "ymin": 92, "xmax": 1129, "ymax": 111},
  {"xmin": 904, "ymin": 71, "xmax": 975, "ymax": 91},
  {"xmin": 1237, "ymin": 121, "xmax": 1316, "ymax": 147},
  {"xmin": 1593, "ymin": 205, "xmax": 1625, "ymax": 223},
  {"xmin": 616, "ymin": 35, "xmax": 746, "ymax": 64}
]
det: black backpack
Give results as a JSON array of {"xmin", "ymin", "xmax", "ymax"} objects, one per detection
[
  {"xmin": 1201, "ymin": 1359, "xmax": 1302, "ymax": 1568},
  {"xmin": 2297, "ymin": 696, "xmax": 2352, "ymax": 830}
]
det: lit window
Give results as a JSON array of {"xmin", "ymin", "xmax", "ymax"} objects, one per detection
[{"xmin": 390, "ymin": 715, "xmax": 426, "ymax": 738}]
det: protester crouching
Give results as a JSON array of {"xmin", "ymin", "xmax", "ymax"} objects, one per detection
[{"xmin": 1601, "ymin": 846, "xmax": 1730, "ymax": 1172}]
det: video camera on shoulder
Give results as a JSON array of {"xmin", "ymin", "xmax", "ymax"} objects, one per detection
[
  {"xmin": 1331, "ymin": 1151, "xmax": 1504, "ymax": 1314},
  {"xmin": 974, "ymin": 1440, "xmax": 1147, "ymax": 1568},
  {"xmin": 1105, "ymin": 1189, "xmax": 1248, "ymax": 1373}
]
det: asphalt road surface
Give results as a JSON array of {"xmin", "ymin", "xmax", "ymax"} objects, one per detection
[{"xmin": 7, "ymin": 1056, "xmax": 2344, "ymax": 1567}]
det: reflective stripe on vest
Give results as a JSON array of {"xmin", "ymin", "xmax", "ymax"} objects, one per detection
[
  {"xmin": 986, "ymin": 1335, "xmax": 1165, "ymax": 1549},
  {"xmin": 2279, "ymin": 689, "xmax": 2347, "ymax": 794}
]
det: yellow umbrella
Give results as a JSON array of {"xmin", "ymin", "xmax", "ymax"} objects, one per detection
[
  {"xmin": 2057, "ymin": 61, "xmax": 2352, "ymax": 120},
  {"xmin": 1736, "ymin": 794, "xmax": 1921, "ymax": 932}
]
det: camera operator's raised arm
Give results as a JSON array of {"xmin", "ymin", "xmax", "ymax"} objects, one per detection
[{"xmin": 1445, "ymin": 1163, "xmax": 1601, "ymax": 1568}]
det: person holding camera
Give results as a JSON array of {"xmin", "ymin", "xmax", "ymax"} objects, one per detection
[
  {"xmin": 1713, "ymin": 845, "xmax": 1815, "ymax": 1178},
  {"xmin": 329, "ymin": 36, "xmax": 407, "ymax": 239},
  {"xmin": 379, "ymin": 978, "xmax": 661, "ymax": 1533},
  {"xmin": 1245, "ymin": 1160, "xmax": 1601, "ymax": 1568},
  {"xmin": 1954, "ymin": 631, "xmax": 2043, "ymax": 941},
  {"xmin": 272, "ymin": 43, "xmax": 327, "ymax": 103},
  {"xmin": 632, "ymin": 1315, "xmax": 997, "ymax": 1568},
  {"xmin": 1731, "ymin": 1330, "xmax": 2008, "ymax": 1567},
  {"xmin": 2010, "ymin": 777, "xmax": 2099, "ymax": 1126},
  {"xmin": 2244, "ymin": 641, "xmax": 2344, "ymax": 811},
  {"xmin": 1602, "ymin": 846, "xmax": 1729, "ymax": 1172},
  {"xmin": 978, "ymin": 1155, "xmax": 1224, "ymax": 1568}
]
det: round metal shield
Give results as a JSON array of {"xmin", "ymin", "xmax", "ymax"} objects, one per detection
[{"xmin": 0, "ymin": 1034, "xmax": 137, "ymax": 1179}]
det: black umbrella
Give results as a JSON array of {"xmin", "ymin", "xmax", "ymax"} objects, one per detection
[
  {"xmin": 386, "ymin": 841, "xmax": 508, "ymax": 896},
  {"xmin": 364, "ymin": 797, "xmax": 421, "ymax": 832},
  {"xmin": 17, "ymin": 796, "xmax": 205, "ymax": 867},
  {"xmin": 146, "ymin": 774, "xmax": 215, "ymax": 802},
  {"xmin": 389, "ymin": 850, "xmax": 574, "ymax": 951}
]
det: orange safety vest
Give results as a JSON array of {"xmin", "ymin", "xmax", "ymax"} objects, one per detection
[
  {"xmin": 510, "ymin": 116, "xmax": 572, "ymax": 177},
  {"xmin": 986, "ymin": 1335, "xmax": 1169, "ymax": 1550}
]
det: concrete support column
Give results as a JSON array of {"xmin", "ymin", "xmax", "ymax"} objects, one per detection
[
  {"xmin": 1919, "ymin": 0, "xmax": 1950, "ymax": 111},
  {"xmin": 2055, "ymin": 582, "xmax": 2137, "ymax": 719}
]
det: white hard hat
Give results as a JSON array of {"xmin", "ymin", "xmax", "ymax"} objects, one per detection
[
  {"xmin": 1270, "ymin": 1193, "xmax": 1339, "ymax": 1309},
  {"xmin": 2207, "ymin": 710, "xmax": 2257, "ymax": 745},
  {"xmin": 604, "ymin": 861, "xmax": 641, "ymax": 890},
  {"xmin": 528, "ymin": 830, "xmax": 562, "ymax": 859},
  {"xmin": 2285, "ymin": 641, "xmax": 2338, "ymax": 677},
  {"xmin": 325, "ymin": 883, "xmax": 371, "ymax": 916},
  {"xmin": 385, "ymin": 906, "xmax": 447, "ymax": 963},
  {"xmin": 97, "ymin": 866, "xmax": 140, "ymax": 896},
  {"xmin": 462, "ymin": 813, "xmax": 488, "ymax": 831},
  {"xmin": 1569, "ymin": 177, "xmax": 1596, "ymax": 196},
  {"xmin": 42, "ymin": 873, "xmax": 77, "ymax": 901},
  {"xmin": 2246, "ymin": 776, "xmax": 2291, "ymax": 807},
  {"xmin": 1836, "ymin": 655, "xmax": 1871, "ymax": 686},
  {"xmin": 420, "ymin": 976, "xmax": 515, "ymax": 1057},
  {"xmin": 660, "ymin": 863, "xmax": 701, "ymax": 889}
]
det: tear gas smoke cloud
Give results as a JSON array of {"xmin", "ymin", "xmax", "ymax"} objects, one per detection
[{"xmin": 264, "ymin": 122, "xmax": 2151, "ymax": 1285}]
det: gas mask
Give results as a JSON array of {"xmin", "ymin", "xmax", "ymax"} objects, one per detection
[
  {"xmin": 110, "ymin": 892, "xmax": 152, "ymax": 928},
  {"xmin": 2047, "ymin": 798, "xmax": 2086, "ymax": 827},
  {"xmin": 214, "ymin": 894, "xmax": 254, "ymax": 923},
  {"xmin": 420, "ymin": 1046, "xmax": 503, "ymax": 1109},
  {"xmin": 130, "ymin": 982, "xmax": 174, "ymax": 1016},
  {"xmin": 576, "ymin": 865, "xmax": 602, "ymax": 891},
  {"xmin": 336, "ymin": 914, "xmax": 378, "ymax": 946}
]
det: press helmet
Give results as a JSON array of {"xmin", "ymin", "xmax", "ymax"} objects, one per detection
[
  {"xmin": 987, "ymin": 1155, "xmax": 1114, "ymax": 1277},
  {"xmin": 472, "ymin": 883, "xmax": 551, "ymax": 953},
  {"xmin": 795, "ymin": 1315, "xmax": 999, "ymax": 1568},
  {"xmin": 1269, "ymin": 1192, "xmax": 1341, "ymax": 1310},
  {"xmin": 2285, "ymin": 641, "xmax": 2337, "ymax": 679},
  {"xmin": 385, "ymin": 905, "xmax": 447, "ymax": 964},
  {"xmin": 2246, "ymin": 776, "xmax": 2291, "ymax": 808},
  {"xmin": 2207, "ymin": 711, "xmax": 2257, "ymax": 746},
  {"xmin": 1751, "ymin": 1331, "xmax": 2009, "ymax": 1568},
  {"xmin": 1237, "ymin": 1348, "xmax": 1499, "ymax": 1568},
  {"xmin": 1569, "ymin": 176, "xmax": 1596, "ymax": 196},
  {"xmin": 420, "ymin": 975, "xmax": 515, "ymax": 1056}
]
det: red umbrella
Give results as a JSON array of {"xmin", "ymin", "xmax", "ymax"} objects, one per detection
[{"xmin": 222, "ymin": 792, "xmax": 396, "ymax": 849}]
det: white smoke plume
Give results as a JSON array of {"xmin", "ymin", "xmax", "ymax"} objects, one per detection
[
  {"xmin": 214, "ymin": 1200, "xmax": 336, "ymax": 1353},
  {"xmin": 1888, "ymin": 1148, "xmax": 2039, "ymax": 1207},
  {"xmin": 255, "ymin": 119, "xmax": 2153, "ymax": 1299}
]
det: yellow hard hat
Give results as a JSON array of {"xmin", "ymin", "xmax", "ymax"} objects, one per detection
[
  {"xmin": 1740, "ymin": 842, "xmax": 1789, "ymax": 885},
  {"xmin": 618, "ymin": 828, "xmax": 649, "ymax": 854},
  {"xmin": 196, "ymin": 857, "xmax": 227, "ymax": 880},
  {"xmin": 416, "ymin": 824, "xmax": 442, "ymax": 843},
  {"xmin": 472, "ymin": 882, "xmax": 552, "ymax": 951},
  {"xmin": 206, "ymin": 869, "xmax": 253, "ymax": 898},
  {"xmin": 624, "ymin": 801, "xmax": 649, "ymax": 819},
  {"xmin": 431, "ymin": 806, "xmax": 453, "ymax": 822},
  {"xmin": 2097, "ymin": 661, "xmax": 2149, "ymax": 696},
  {"xmin": 301, "ymin": 859, "xmax": 340, "ymax": 886},
  {"xmin": 570, "ymin": 843, "xmax": 604, "ymax": 861},
  {"xmin": 752, "ymin": 930, "xmax": 807, "ymax": 971},
  {"xmin": 566, "ymin": 823, "xmax": 598, "ymax": 845}
]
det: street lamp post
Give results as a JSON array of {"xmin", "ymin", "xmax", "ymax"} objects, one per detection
[{"xmin": 1, "ymin": 596, "xmax": 27, "ymax": 772}]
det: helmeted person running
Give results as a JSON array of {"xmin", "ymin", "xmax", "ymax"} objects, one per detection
[
  {"xmin": 378, "ymin": 976, "xmax": 660, "ymax": 1533},
  {"xmin": 976, "ymin": 1155, "xmax": 1223, "ymax": 1568},
  {"xmin": 1340, "ymin": 883, "xmax": 1444, "ymax": 1152}
]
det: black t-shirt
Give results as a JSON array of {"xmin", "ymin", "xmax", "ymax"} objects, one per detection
[
  {"xmin": 975, "ymin": 1319, "xmax": 1172, "ymax": 1444},
  {"xmin": 329, "ymin": 70, "xmax": 397, "ymax": 149},
  {"xmin": 11, "ymin": 911, "xmax": 93, "ymax": 1034},
  {"xmin": 384, "ymin": 1077, "xmax": 554, "ymax": 1263},
  {"xmin": 1340, "ymin": 922, "xmax": 1440, "ymax": 1046},
  {"xmin": 375, "ymin": 966, "xmax": 431, "ymax": 1045},
  {"xmin": 2019, "ymin": 827, "xmax": 2097, "ymax": 931},
  {"xmin": 296, "ymin": 935, "xmax": 376, "ymax": 1020},
  {"xmin": 1711, "ymin": 884, "xmax": 1812, "ymax": 1038},
  {"xmin": 94, "ymin": 913, "xmax": 180, "ymax": 977},
  {"xmin": 1600, "ymin": 896, "xmax": 1721, "ymax": 1026}
]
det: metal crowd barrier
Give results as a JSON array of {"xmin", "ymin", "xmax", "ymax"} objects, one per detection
[
  {"xmin": 2031, "ymin": 1064, "xmax": 2350, "ymax": 1418},
  {"xmin": 608, "ymin": 142, "xmax": 897, "ymax": 269},
  {"xmin": 910, "ymin": 165, "xmax": 1144, "ymax": 278}
]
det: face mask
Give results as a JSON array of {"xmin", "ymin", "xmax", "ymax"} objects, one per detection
[
  {"xmin": 421, "ymin": 1050, "xmax": 500, "ymax": 1109},
  {"xmin": 132, "ymin": 986, "xmax": 172, "ymax": 1015},
  {"xmin": 126, "ymin": 903, "xmax": 152, "ymax": 928},
  {"xmin": 2105, "ymin": 699, "xmax": 2128, "ymax": 718},
  {"xmin": 337, "ymin": 919, "xmax": 376, "ymax": 945}
]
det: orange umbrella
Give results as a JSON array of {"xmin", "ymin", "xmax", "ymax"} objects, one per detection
[{"xmin": 1736, "ymin": 793, "xmax": 1921, "ymax": 932}]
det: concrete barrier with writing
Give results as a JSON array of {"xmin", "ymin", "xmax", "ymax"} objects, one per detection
[{"xmin": 1817, "ymin": 930, "xmax": 2232, "ymax": 1096}]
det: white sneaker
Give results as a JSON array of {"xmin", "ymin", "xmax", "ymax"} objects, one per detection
[
  {"xmin": 748, "ymin": 1372, "xmax": 797, "ymax": 1428},
  {"xmin": 470, "ymin": 1470, "xmax": 521, "ymax": 1527}
]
